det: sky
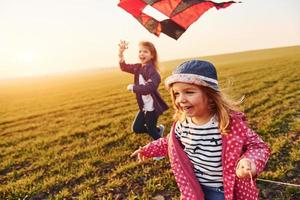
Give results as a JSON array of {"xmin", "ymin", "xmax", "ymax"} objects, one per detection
[{"xmin": 0, "ymin": 0, "xmax": 300, "ymax": 79}]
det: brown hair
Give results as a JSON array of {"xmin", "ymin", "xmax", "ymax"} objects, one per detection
[
  {"xmin": 170, "ymin": 85, "xmax": 242, "ymax": 135},
  {"xmin": 139, "ymin": 41, "xmax": 159, "ymax": 71}
]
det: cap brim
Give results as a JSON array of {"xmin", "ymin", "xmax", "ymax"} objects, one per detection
[{"xmin": 165, "ymin": 73, "xmax": 219, "ymax": 91}]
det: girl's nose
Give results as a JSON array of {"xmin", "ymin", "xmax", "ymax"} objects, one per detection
[{"xmin": 178, "ymin": 94, "xmax": 186, "ymax": 103}]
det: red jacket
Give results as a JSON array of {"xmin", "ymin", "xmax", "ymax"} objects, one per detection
[{"xmin": 139, "ymin": 112, "xmax": 271, "ymax": 200}]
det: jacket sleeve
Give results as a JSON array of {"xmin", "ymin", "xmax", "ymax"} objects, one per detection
[
  {"xmin": 132, "ymin": 65, "xmax": 161, "ymax": 95},
  {"xmin": 139, "ymin": 137, "xmax": 169, "ymax": 158},
  {"xmin": 239, "ymin": 119, "xmax": 271, "ymax": 176},
  {"xmin": 119, "ymin": 61, "xmax": 140, "ymax": 74}
]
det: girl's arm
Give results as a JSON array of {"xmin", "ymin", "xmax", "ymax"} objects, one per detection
[
  {"xmin": 238, "ymin": 120, "xmax": 271, "ymax": 177},
  {"xmin": 118, "ymin": 40, "xmax": 139, "ymax": 74},
  {"xmin": 131, "ymin": 137, "xmax": 169, "ymax": 161},
  {"xmin": 132, "ymin": 66, "xmax": 161, "ymax": 95},
  {"xmin": 119, "ymin": 62, "xmax": 140, "ymax": 74}
]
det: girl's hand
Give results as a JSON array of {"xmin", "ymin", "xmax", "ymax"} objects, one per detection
[
  {"xmin": 131, "ymin": 147, "xmax": 147, "ymax": 162},
  {"xmin": 118, "ymin": 40, "xmax": 128, "ymax": 63},
  {"xmin": 118, "ymin": 40, "xmax": 128, "ymax": 54},
  {"xmin": 236, "ymin": 158, "xmax": 256, "ymax": 179},
  {"xmin": 127, "ymin": 84, "xmax": 134, "ymax": 92}
]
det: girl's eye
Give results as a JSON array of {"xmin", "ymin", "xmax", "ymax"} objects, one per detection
[
  {"xmin": 174, "ymin": 92, "xmax": 179, "ymax": 97},
  {"xmin": 186, "ymin": 91, "xmax": 195, "ymax": 94}
]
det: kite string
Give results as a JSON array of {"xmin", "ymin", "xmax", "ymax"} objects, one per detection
[
  {"xmin": 249, "ymin": 171, "xmax": 254, "ymax": 187},
  {"xmin": 257, "ymin": 178, "xmax": 300, "ymax": 188}
]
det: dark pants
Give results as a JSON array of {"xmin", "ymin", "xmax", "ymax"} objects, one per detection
[
  {"xmin": 132, "ymin": 110, "xmax": 161, "ymax": 140},
  {"xmin": 201, "ymin": 185, "xmax": 224, "ymax": 200}
]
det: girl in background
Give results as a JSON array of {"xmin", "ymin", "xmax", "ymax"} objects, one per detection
[
  {"xmin": 131, "ymin": 60, "xmax": 270, "ymax": 200},
  {"xmin": 118, "ymin": 40, "xmax": 168, "ymax": 140}
]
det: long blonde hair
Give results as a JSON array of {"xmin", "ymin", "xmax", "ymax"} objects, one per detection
[
  {"xmin": 139, "ymin": 41, "xmax": 159, "ymax": 71},
  {"xmin": 170, "ymin": 85, "xmax": 241, "ymax": 135}
]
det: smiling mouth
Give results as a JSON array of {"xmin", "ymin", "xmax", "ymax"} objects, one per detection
[{"xmin": 182, "ymin": 106, "xmax": 192, "ymax": 112}]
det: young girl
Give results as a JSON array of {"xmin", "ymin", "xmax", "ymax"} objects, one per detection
[
  {"xmin": 131, "ymin": 60, "xmax": 271, "ymax": 200},
  {"xmin": 118, "ymin": 40, "xmax": 169, "ymax": 140}
]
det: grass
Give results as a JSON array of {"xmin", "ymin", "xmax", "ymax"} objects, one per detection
[{"xmin": 0, "ymin": 46, "xmax": 300, "ymax": 199}]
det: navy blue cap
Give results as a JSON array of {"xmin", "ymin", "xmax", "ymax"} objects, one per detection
[{"xmin": 165, "ymin": 60, "xmax": 219, "ymax": 91}]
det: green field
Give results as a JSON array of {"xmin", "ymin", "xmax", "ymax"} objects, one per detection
[{"xmin": 0, "ymin": 46, "xmax": 299, "ymax": 200}]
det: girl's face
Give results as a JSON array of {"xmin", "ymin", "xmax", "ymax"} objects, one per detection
[
  {"xmin": 172, "ymin": 82, "xmax": 212, "ymax": 125},
  {"xmin": 139, "ymin": 45, "xmax": 153, "ymax": 65}
]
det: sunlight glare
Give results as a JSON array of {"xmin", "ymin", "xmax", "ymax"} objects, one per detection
[{"xmin": 17, "ymin": 51, "xmax": 35, "ymax": 63}]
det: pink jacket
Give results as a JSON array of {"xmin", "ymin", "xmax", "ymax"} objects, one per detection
[{"xmin": 139, "ymin": 112, "xmax": 271, "ymax": 200}]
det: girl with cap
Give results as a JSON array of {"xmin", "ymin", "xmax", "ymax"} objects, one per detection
[
  {"xmin": 131, "ymin": 60, "xmax": 270, "ymax": 200},
  {"xmin": 118, "ymin": 40, "xmax": 168, "ymax": 140}
]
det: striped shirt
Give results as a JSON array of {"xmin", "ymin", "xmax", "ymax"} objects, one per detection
[{"xmin": 175, "ymin": 116, "xmax": 223, "ymax": 187}]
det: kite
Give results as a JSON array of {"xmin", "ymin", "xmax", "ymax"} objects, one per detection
[{"xmin": 118, "ymin": 0, "xmax": 238, "ymax": 40}]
